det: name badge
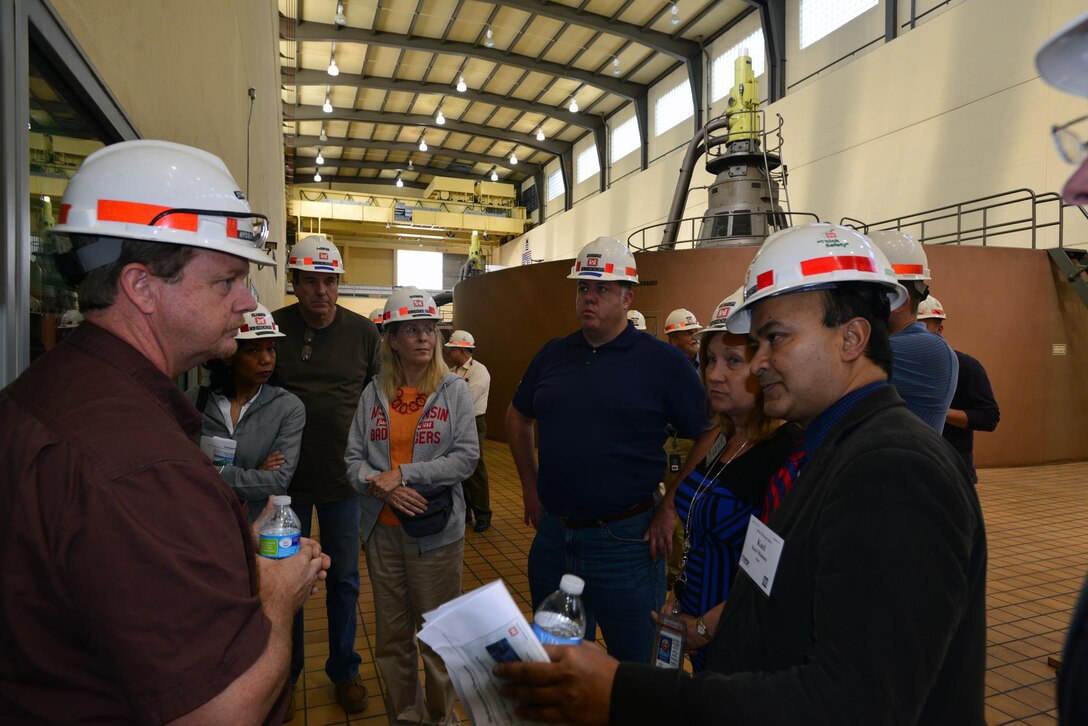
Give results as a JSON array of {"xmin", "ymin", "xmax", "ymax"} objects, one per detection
[{"xmin": 738, "ymin": 515, "xmax": 785, "ymax": 597}]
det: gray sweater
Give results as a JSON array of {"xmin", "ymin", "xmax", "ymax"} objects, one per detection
[
  {"xmin": 345, "ymin": 372, "xmax": 479, "ymax": 552},
  {"xmin": 187, "ymin": 384, "xmax": 306, "ymax": 521}
]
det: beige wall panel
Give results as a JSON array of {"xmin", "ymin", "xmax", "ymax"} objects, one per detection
[
  {"xmin": 52, "ymin": 0, "xmax": 287, "ymax": 308},
  {"xmin": 344, "ymin": 247, "xmax": 394, "ymax": 286}
]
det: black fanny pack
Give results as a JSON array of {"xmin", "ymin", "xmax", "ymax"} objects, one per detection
[{"xmin": 395, "ymin": 486, "xmax": 454, "ymax": 538}]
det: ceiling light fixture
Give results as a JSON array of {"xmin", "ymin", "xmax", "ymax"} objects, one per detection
[
  {"xmin": 489, "ymin": 167, "xmax": 499, "ymax": 182},
  {"xmin": 484, "ymin": 26, "xmax": 495, "ymax": 48},
  {"xmin": 670, "ymin": 2, "xmax": 680, "ymax": 26},
  {"xmin": 314, "ymin": 171, "xmax": 322, "ymax": 182},
  {"xmin": 456, "ymin": 76, "xmax": 467, "ymax": 93},
  {"xmin": 408, "ymin": 157, "xmax": 414, "ymax": 170},
  {"xmin": 419, "ymin": 136, "xmax": 428, "ymax": 152},
  {"xmin": 334, "ymin": 1, "xmax": 346, "ymax": 26},
  {"xmin": 435, "ymin": 109, "xmax": 445, "ymax": 125},
  {"xmin": 316, "ymin": 149, "xmax": 324, "ymax": 165},
  {"xmin": 327, "ymin": 55, "xmax": 339, "ymax": 77},
  {"xmin": 612, "ymin": 57, "xmax": 621, "ymax": 76},
  {"xmin": 396, "ymin": 173, "xmax": 404, "ymax": 188},
  {"xmin": 509, "ymin": 151, "xmax": 518, "ymax": 165},
  {"xmin": 323, "ymin": 91, "xmax": 333, "ymax": 113},
  {"xmin": 319, "ymin": 126, "xmax": 328, "ymax": 142},
  {"xmin": 568, "ymin": 96, "xmax": 579, "ymax": 113},
  {"xmin": 535, "ymin": 127, "xmax": 546, "ymax": 141}
]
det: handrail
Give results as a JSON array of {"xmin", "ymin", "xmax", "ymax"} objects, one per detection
[{"xmin": 628, "ymin": 211, "xmax": 821, "ymax": 252}]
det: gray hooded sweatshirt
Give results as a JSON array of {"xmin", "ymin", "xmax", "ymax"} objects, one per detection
[{"xmin": 345, "ymin": 372, "xmax": 479, "ymax": 552}]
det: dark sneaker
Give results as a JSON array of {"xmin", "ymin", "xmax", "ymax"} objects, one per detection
[
  {"xmin": 335, "ymin": 674, "xmax": 369, "ymax": 714},
  {"xmin": 473, "ymin": 520, "xmax": 491, "ymax": 533}
]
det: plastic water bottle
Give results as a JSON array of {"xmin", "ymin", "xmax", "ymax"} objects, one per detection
[
  {"xmin": 532, "ymin": 574, "xmax": 587, "ymax": 646},
  {"xmin": 259, "ymin": 495, "xmax": 301, "ymax": 559}
]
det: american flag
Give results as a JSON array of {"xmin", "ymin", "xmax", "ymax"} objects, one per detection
[{"xmin": 521, "ymin": 239, "xmax": 532, "ymax": 265}]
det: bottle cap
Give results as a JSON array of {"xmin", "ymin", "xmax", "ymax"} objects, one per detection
[
  {"xmin": 559, "ymin": 574, "xmax": 584, "ymax": 596},
  {"xmin": 273, "ymin": 495, "xmax": 291, "ymax": 506}
]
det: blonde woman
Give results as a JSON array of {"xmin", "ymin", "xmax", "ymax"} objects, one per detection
[{"xmin": 345, "ymin": 287, "xmax": 478, "ymax": 725}]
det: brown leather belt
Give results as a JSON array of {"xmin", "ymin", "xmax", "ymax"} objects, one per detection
[{"xmin": 554, "ymin": 497, "xmax": 656, "ymax": 529}]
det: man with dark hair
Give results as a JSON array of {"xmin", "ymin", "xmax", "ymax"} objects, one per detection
[
  {"xmin": 272, "ymin": 234, "xmax": 380, "ymax": 716},
  {"xmin": 869, "ymin": 230, "xmax": 958, "ymax": 432},
  {"xmin": 496, "ymin": 223, "xmax": 986, "ymax": 725},
  {"xmin": 0, "ymin": 140, "xmax": 329, "ymax": 723}
]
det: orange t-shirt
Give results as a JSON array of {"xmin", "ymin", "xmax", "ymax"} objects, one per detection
[{"xmin": 378, "ymin": 387, "xmax": 426, "ymax": 525}]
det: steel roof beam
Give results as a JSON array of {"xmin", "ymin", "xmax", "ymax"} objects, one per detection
[
  {"xmin": 294, "ymin": 155, "xmax": 522, "ymax": 182},
  {"xmin": 290, "ymin": 135, "xmax": 543, "ymax": 175}
]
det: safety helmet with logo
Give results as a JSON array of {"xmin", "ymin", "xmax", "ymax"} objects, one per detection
[
  {"xmin": 383, "ymin": 287, "xmax": 440, "ymax": 325},
  {"xmin": 57, "ymin": 309, "xmax": 84, "ymax": 329},
  {"xmin": 368, "ymin": 308, "xmax": 385, "ymax": 326},
  {"xmin": 627, "ymin": 310, "xmax": 647, "ymax": 330},
  {"xmin": 867, "ymin": 230, "xmax": 930, "ymax": 281},
  {"xmin": 236, "ymin": 303, "xmax": 286, "ymax": 339},
  {"xmin": 916, "ymin": 295, "xmax": 947, "ymax": 321},
  {"xmin": 568, "ymin": 236, "xmax": 639, "ymax": 284},
  {"xmin": 694, "ymin": 288, "xmax": 744, "ymax": 341},
  {"xmin": 1036, "ymin": 11, "xmax": 1088, "ymax": 97},
  {"xmin": 664, "ymin": 308, "xmax": 702, "ymax": 334},
  {"xmin": 726, "ymin": 223, "xmax": 908, "ymax": 334},
  {"xmin": 48, "ymin": 140, "xmax": 272, "ymax": 287},
  {"xmin": 288, "ymin": 234, "xmax": 344, "ymax": 274},
  {"xmin": 444, "ymin": 330, "xmax": 476, "ymax": 348}
]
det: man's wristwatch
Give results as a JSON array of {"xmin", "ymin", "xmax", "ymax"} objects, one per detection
[{"xmin": 695, "ymin": 617, "xmax": 709, "ymax": 638}]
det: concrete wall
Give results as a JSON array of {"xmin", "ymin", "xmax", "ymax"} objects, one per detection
[
  {"xmin": 454, "ymin": 244, "xmax": 1088, "ymax": 468},
  {"xmin": 50, "ymin": 0, "xmax": 287, "ymax": 308}
]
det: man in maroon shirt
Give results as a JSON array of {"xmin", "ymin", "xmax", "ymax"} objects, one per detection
[{"xmin": 0, "ymin": 140, "xmax": 329, "ymax": 723}]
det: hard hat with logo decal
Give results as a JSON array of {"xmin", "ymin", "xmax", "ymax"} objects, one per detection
[
  {"xmin": 444, "ymin": 330, "xmax": 476, "ymax": 348},
  {"xmin": 48, "ymin": 140, "xmax": 273, "ymax": 287},
  {"xmin": 288, "ymin": 234, "xmax": 344, "ymax": 274},
  {"xmin": 694, "ymin": 288, "xmax": 744, "ymax": 341},
  {"xmin": 57, "ymin": 309, "xmax": 84, "ymax": 329},
  {"xmin": 368, "ymin": 308, "xmax": 385, "ymax": 326},
  {"xmin": 1036, "ymin": 11, "xmax": 1088, "ymax": 97},
  {"xmin": 916, "ymin": 294, "xmax": 947, "ymax": 321},
  {"xmin": 568, "ymin": 236, "xmax": 639, "ymax": 284},
  {"xmin": 383, "ymin": 287, "xmax": 440, "ymax": 325},
  {"xmin": 726, "ymin": 223, "xmax": 908, "ymax": 334},
  {"xmin": 236, "ymin": 303, "xmax": 286, "ymax": 339},
  {"xmin": 867, "ymin": 230, "xmax": 930, "ymax": 281},
  {"xmin": 664, "ymin": 308, "xmax": 702, "ymax": 334},
  {"xmin": 627, "ymin": 310, "xmax": 647, "ymax": 330}
]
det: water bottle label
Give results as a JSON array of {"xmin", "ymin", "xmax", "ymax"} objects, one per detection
[
  {"xmin": 532, "ymin": 622, "xmax": 582, "ymax": 646},
  {"xmin": 259, "ymin": 532, "xmax": 300, "ymax": 558}
]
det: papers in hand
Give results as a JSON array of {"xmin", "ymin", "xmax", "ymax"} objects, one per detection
[{"xmin": 419, "ymin": 580, "xmax": 549, "ymax": 725}]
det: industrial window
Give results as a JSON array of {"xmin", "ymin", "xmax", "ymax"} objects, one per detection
[
  {"xmin": 711, "ymin": 29, "xmax": 767, "ymax": 102},
  {"xmin": 654, "ymin": 81, "xmax": 694, "ymax": 136},
  {"xmin": 800, "ymin": 0, "xmax": 878, "ymax": 49},
  {"xmin": 396, "ymin": 249, "xmax": 442, "ymax": 290},
  {"xmin": 610, "ymin": 115, "xmax": 640, "ymax": 163},
  {"xmin": 546, "ymin": 169, "xmax": 564, "ymax": 201},
  {"xmin": 575, "ymin": 145, "xmax": 600, "ymax": 184}
]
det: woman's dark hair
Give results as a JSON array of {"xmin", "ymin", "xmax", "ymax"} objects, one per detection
[
  {"xmin": 204, "ymin": 358, "xmax": 235, "ymax": 398},
  {"xmin": 818, "ymin": 282, "xmax": 894, "ymax": 377}
]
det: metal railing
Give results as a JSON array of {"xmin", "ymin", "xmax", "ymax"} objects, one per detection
[
  {"xmin": 628, "ymin": 211, "xmax": 821, "ymax": 252},
  {"xmin": 840, "ymin": 188, "xmax": 1088, "ymax": 249}
]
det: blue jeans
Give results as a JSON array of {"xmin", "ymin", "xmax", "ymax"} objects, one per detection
[
  {"xmin": 290, "ymin": 497, "xmax": 363, "ymax": 684},
  {"xmin": 528, "ymin": 509, "xmax": 664, "ymax": 663}
]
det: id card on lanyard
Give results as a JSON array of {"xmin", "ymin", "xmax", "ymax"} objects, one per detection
[{"xmin": 739, "ymin": 515, "xmax": 785, "ymax": 596}]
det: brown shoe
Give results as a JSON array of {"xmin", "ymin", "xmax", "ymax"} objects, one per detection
[
  {"xmin": 335, "ymin": 674, "xmax": 369, "ymax": 714},
  {"xmin": 282, "ymin": 685, "xmax": 297, "ymax": 722}
]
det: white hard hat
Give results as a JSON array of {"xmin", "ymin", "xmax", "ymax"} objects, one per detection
[
  {"xmin": 1037, "ymin": 12, "xmax": 1088, "ymax": 97},
  {"xmin": 383, "ymin": 287, "xmax": 440, "ymax": 325},
  {"xmin": 664, "ymin": 308, "xmax": 703, "ymax": 334},
  {"xmin": 368, "ymin": 308, "xmax": 385, "ymax": 326},
  {"xmin": 49, "ymin": 140, "xmax": 272, "ymax": 286},
  {"xmin": 57, "ymin": 309, "xmax": 84, "ymax": 329},
  {"xmin": 444, "ymin": 330, "xmax": 476, "ymax": 348},
  {"xmin": 568, "ymin": 236, "xmax": 639, "ymax": 284},
  {"xmin": 694, "ymin": 288, "xmax": 744, "ymax": 341},
  {"xmin": 288, "ymin": 234, "xmax": 344, "ymax": 274},
  {"xmin": 236, "ymin": 303, "xmax": 286, "ymax": 339},
  {"xmin": 627, "ymin": 310, "xmax": 647, "ymax": 330},
  {"xmin": 727, "ymin": 223, "xmax": 908, "ymax": 334},
  {"xmin": 917, "ymin": 295, "xmax": 947, "ymax": 321},
  {"xmin": 867, "ymin": 230, "xmax": 930, "ymax": 281}
]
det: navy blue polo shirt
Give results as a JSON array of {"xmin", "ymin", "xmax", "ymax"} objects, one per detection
[
  {"xmin": 889, "ymin": 322, "xmax": 958, "ymax": 433},
  {"xmin": 512, "ymin": 322, "xmax": 709, "ymax": 519}
]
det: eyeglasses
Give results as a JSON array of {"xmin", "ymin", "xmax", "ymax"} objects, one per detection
[
  {"xmin": 398, "ymin": 324, "xmax": 438, "ymax": 338},
  {"xmin": 1052, "ymin": 114, "xmax": 1088, "ymax": 165},
  {"xmin": 301, "ymin": 328, "xmax": 315, "ymax": 361},
  {"xmin": 148, "ymin": 207, "xmax": 270, "ymax": 248}
]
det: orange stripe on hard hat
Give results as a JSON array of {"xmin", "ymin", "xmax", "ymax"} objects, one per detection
[
  {"xmin": 757, "ymin": 270, "xmax": 774, "ymax": 290},
  {"xmin": 97, "ymin": 200, "xmax": 198, "ymax": 231},
  {"xmin": 626, "ymin": 266, "xmax": 636, "ymax": 277},
  {"xmin": 892, "ymin": 263, "xmax": 924, "ymax": 275},
  {"xmin": 800, "ymin": 255, "xmax": 875, "ymax": 276},
  {"xmin": 604, "ymin": 263, "xmax": 615, "ymax": 273}
]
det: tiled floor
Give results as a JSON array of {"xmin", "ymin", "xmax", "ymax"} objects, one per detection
[{"xmin": 288, "ymin": 445, "xmax": 1087, "ymax": 725}]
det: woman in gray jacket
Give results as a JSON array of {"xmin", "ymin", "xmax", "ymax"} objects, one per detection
[
  {"xmin": 188, "ymin": 304, "xmax": 305, "ymax": 522},
  {"xmin": 345, "ymin": 288, "xmax": 478, "ymax": 726}
]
